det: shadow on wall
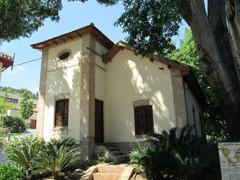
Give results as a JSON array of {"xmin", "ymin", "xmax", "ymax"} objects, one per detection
[
  {"xmin": 111, "ymin": 51, "xmax": 176, "ymax": 139},
  {"xmin": 43, "ymin": 50, "xmax": 83, "ymax": 140}
]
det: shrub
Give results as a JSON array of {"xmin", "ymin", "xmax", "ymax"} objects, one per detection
[
  {"xmin": 129, "ymin": 127, "xmax": 220, "ymax": 180},
  {"xmin": 0, "ymin": 127, "xmax": 5, "ymax": 135},
  {"xmin": 4, "ymin": 137, "xmax": 81, "ymax": 179},
  {"xmin": 0, "ymin": 163, "xmax": 23, "ymax": 180},
  {"xmin": 4, "ymin": 137, "xmax": 45, "ymax": 179},
  {"xmin": 35, "ymin": 137, "xmax": 80, "ymax": 179},
  {"xmin": 2, "ymin": 116, "xmax": 26, "ymax": 133}
]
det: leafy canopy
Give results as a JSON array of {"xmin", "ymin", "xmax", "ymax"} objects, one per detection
[
  {"xmin": 0, "ymin": 0, "xmax": 184, "ymax": 50},
  {"xmin": 167, "ymin": 29, "xmax": 199, "ymax": 69},
  {"xmin": 115, "ymin": 0, "xmax": 183, "ymax": 55},
  {"xmin": 0, "ymin": 0, "xmax": 118, "ymax": 42},
  {"xmin": 0, "ymin": 0, "xmax": 62, "ymax": 41}
]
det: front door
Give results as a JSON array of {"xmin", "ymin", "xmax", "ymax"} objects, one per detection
[{"xmin": 95, "ymin": 99, "xmax": 104, "ymax": 143}]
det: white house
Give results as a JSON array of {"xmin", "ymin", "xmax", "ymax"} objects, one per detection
[{"xmin": 32, "ymin": 24, "xmax": 205, "ymax": 158}]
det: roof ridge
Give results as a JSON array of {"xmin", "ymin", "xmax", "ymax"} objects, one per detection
[{"xmin": 31, "ymin": 24, "xmax": 114, "ymax": 50}]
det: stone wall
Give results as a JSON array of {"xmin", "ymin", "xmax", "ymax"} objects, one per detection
[
  {"xmin": 170, "ymin": 68, "xmax": 188, "ymax": 129},
  {"xmin": 36, "ymin": 48, "xmax": 48, "ymax": 137},
  {"xmin": 79, "ymin": 34, "xmax": 96, "ymax": 159}
]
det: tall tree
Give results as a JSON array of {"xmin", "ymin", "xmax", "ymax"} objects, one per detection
[
  {"xmin": 168, "ymin": 29, "xmax": 227, "ymax": 140},
  {"xmin": 19, "ymin": 91, "xmax": 34, "ymax": 120}
]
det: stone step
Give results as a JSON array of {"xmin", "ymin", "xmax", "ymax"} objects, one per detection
[
  {"xmin": 110, "ymin": 150, "xmax": 125, "ymax": 155},
  {"xmin": 97, "ymin": 165, "xmax": 125, "ymax": 173},
  {"xmin": 96, "ymin": 144, "xmax": 129, "ymax": 163},
  {"xmin": 93, "ymin": 172, "xmax": 121, "ymax": 180},
  {"xmin": 106, "ymin": 146, "xmax": 119, "ymax": 151},
  {"xmin": 114, "ymin": 155, "xmax": 128, "ymax": 163},
  {"xmin": 81, "ymin": 164, "xmax": 135, "ymax": 180}
]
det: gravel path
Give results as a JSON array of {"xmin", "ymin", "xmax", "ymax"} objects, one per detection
[{"xmin": 0, "ymin": 151, "xmax": 7, "ymax": 163}]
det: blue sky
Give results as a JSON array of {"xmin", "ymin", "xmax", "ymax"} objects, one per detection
[{"xmin": 0, "ymin": 1, "xmax": 187, "ymax": 93}]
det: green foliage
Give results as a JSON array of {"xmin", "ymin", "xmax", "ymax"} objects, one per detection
[
  {"xmin": 0, "ymin": 0, "xmax": 183, "ymax": 48},
  {"xmin": 0, "ymin": 86, "xmax": 37, "ymax": 99},
  {"xmin": 2, "ymin": 116, "xmax": 26, "ymax": 133},
  {"xmin": 0, "ymin": 96, "xmax": 12, "ymax": 116},
  {"xmin": 4, "ymin": 137, "xmax": 46, "ymax": 179},
  {"xmin": 19, "ymin": 91, "xmax": 34, "ymax": 120},
  {"xmin": 115, "ymin": 0, "xmax": 183, "ymax": 55},
  {"xmin": 0, "ymin": 0, "xmax": 118, "ymax": 42},
  {"xmin": 0, "ymin": 163, "xmax": 24, "ymax": 180},
  {"xmin": 0, "ymin": 127, "xmax": 5, "ymax": 135},
  {"xmin": 167, "ymin": 29, "xmax": 227, "ymax": 141},
  {"xmin": 4, "ymin": 137, "xmax": 80, "ymax": 179},
  {"xmin": 0, "ymin": 0, "xmax": 62, "ymax": 42},
  {"xmin": 130, "ymin": 127, "xmax": 220, "ymax": 180},
  {"xmin": 35, "ymin": 137, "xmax": 80, "ymax": 178},
  {"xmin": 167, "ymin": 29, "xmax": 199, "ymax": 69}
]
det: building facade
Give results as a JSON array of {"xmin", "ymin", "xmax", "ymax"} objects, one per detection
[{"xmin": 32, "ymin": 24, "xmax": 205, "ymax": 158}]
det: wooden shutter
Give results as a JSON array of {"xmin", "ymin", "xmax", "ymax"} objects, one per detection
[
  {"xmin": 55, "ymin": 99, "xmax": 69, "ymax": 127},
  {"xmin": 134, "ymin": 105, "xmax": 153, "ymax": 135}
]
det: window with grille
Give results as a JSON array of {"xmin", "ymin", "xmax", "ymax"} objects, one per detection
[
  {"xmin": 55, "ymin": 99, "xmax": 69, "ymax": 127},
  {"xmin": 7, "ymin": 98, "xmax": 18, "ymax": 104},
  {"xmin": 134, "ymin": 105, "xmax": 154, "ymax": 135}
]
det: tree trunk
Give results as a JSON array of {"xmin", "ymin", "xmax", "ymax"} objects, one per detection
[
  {"xmin": 227, "ymin": 0, "xmax": 240, "ymax": 82},
  {"xmin": 184, "ymin": 0, "xmax": 240, "ymax": 140}
]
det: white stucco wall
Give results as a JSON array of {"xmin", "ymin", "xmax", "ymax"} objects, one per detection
[
  {"xmin": 43, "ymin": 38, "xmax": 82, "ymax": 140},
  {"xmin": 184, "ymin": 82, "xmax": 202, "ymax": 137},
  {"xmin": 95, "ymin": 41, "xmax": 107, "ymax": 101},
  {"xmin": 104, "ymin": 49, "xmax": 176, "ymax": 142}
]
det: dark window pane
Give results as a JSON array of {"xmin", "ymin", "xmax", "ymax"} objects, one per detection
[
  {"xmin": 55, "ymin": 99, "xmax": 69, "ymax": 127},
  {"xmin": 58, "ymin": 51, "xmax": 70, "ymax": 60},
  {"xmin": 134, "ymin": 105, "xmax": 154, "ymax": 135}
]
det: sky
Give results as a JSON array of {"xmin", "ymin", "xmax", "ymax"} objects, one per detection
[{"xmin": 0, "ymin": 1, "xmax": 187, "ymax": 93}]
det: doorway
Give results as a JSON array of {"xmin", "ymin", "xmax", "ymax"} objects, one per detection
[{"xmin": 95, "ymin": 99, "xmax": 104, "ymax": 143}]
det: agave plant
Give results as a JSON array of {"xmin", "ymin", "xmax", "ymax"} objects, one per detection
[
  {"xmin": 4, "ymin": 137, "xmax": 45, "ymax": 179},
  {"xmin": 35, "ymin": 137, "xmax": 80, "ymax": 179}
]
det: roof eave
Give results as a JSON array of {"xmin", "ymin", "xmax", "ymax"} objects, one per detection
[{"xmin": 31, "ymin": 24, "xmax": 114, "ymax": 50}]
